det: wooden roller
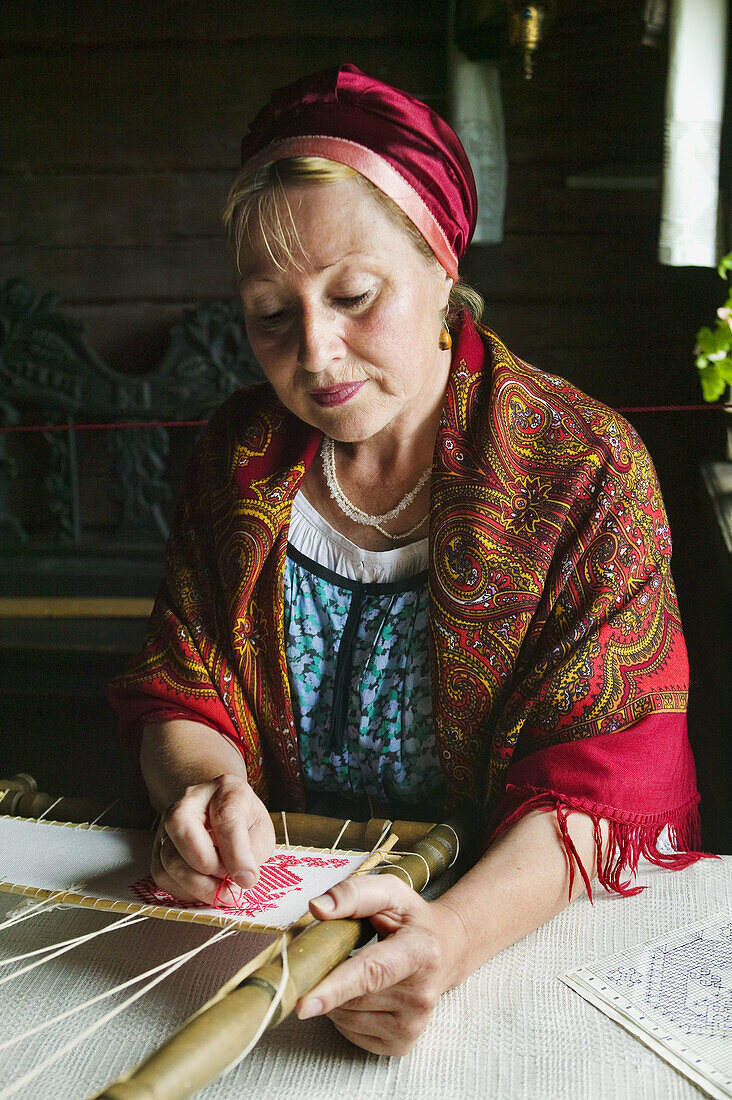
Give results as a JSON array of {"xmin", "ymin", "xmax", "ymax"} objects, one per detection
[
  {"xmin": 271, "ymin": 812, "xmax": 435, "ymax": 850},
  {"xmin": 0, "ymin": 772, "xmax": 37, "ymax": 810},
  {"xmin": 0, "ymin": 782, "xmax": 155, "ymax": 830},
  {"xmin": 0, "ymin": 776, "xmax": 436, "ymax": 850}
]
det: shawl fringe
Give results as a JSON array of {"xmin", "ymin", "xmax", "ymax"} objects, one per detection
[{"xmin": 489, "ymin": 786, "xmax": 713, "ymax": 901}]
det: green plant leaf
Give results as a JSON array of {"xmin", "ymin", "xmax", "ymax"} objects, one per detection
[
  {"xmin": 698, "ymin": 362, "xmax": 727, "ymax": 401},
  {"xmin": 718, "ymin": 358, "xmax": 732, "ymax": 385},
  {"xmin": 695, "ymin": 324, "xmax": 732, "ymax": 360},
  {"xmin": 694, "ymin": 255, "xmax": 732, "ymax": 400},
  {"xmin": 695, "ymin": 325, "xmax": 716, "ymax": 354},
  {"xmin": 718, "ymin": 252, "xmax": 732, "ymax": 279}
]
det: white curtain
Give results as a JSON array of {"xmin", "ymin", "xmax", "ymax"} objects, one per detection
[
  {"xmin": 448, "ymin": 42, "xmax": 507, "ymax": 245},
  {"xmin": 659, "ymin": 0, "xmax": 728, "ymax": 267}
]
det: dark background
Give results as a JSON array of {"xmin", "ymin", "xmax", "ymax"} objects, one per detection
[{"xmin": 1, "ymin": 0, "xmax": 729, "ymax": 847}]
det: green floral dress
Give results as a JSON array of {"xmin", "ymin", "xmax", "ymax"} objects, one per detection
[{"xmin": 284, "ymin": 493, "xmax": 444, "ymax": 814}]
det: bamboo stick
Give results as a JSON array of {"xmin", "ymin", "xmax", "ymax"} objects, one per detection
[
  {"xmin": 0, "ymin": 777, "xmax": 436, "ymax": 849},
  {"xmin": 94, "ymin": 821, "xmax": 463, "ymax": 1100},
  {"xmin": 271, "ymin": 812, "xmax": 435, "ymax": 850},
  {"xmin": 0, "ymin": 773, "xmax": 37, "ymax": 815},
  {"xmin": 0, "ymin": 787, "xmax": 155, "ymax": 830}
]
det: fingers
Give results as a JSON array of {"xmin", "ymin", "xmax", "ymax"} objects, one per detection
[
  {"xmin": 296, "ymin": 876, "xmax": 445, "ymax": 1055},
  {"xmin": 151, "ymin": 774, "xmax": 275, "ymax": 904},
  {"xmin": 152, "ymin": 825, "xmax": 223, "ymax": 904},
  {"xmin": 298, "ymin": 926, "xmax": 439, "ymax": 1019},
  {"xmin": 298, "ymin": 932, "xmax": 442, "ymax": 1057},
  {"xmin": 328, "ymin": 1021, "xmax": 389, "ymax": 1057},
  {"xmin": 308, "ymin": 872, "xmax": 425, "ymax": 928},
  {"xmin": 328, "ymin": 1008, "xmax": 424, "ymax": 1057},
  {"xmin": 164, "ymin": 783, "xmax": 226, "ymax": 878},
  {"xmin": 208, "ymin": 778, "xmax": 275, "ymax": 888}
]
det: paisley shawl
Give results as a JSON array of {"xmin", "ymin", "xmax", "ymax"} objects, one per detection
[{"xmin": 110, "ymin": 316, "xmax": 705, "ymax": 895}]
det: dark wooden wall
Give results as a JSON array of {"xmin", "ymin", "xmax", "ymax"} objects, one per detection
[
  {"xmin": 1, "ymin": 1, "xmax": 447, "ymax": 370},
  {"xmin": 1, "ymin": 1, "xmax": 729, "ymax": 846}
]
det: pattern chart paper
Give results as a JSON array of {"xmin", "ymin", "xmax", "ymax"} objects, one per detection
[
  {"xmin": 0, "ymin": 815, "xmax": 367, "ymax": 931},
  {"xmin": 562, "ymin": 912, "xmax": 732, "ymax": 1099}
]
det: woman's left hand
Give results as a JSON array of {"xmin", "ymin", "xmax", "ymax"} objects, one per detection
[{"xmin": 296, "ymin": 876, "xmax": 462, "ymax": 1055}]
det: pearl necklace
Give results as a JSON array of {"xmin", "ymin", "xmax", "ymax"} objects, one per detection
[{"xmin": 321, "ymin": 436, "xmax": 431, "ymax": 541}]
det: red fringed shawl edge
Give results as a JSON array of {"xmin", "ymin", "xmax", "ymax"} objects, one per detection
[
  {"xmin": 485, "ymin": 713, "xmax": 714, "ymax": 899},
  {"xmin": 487, "ymin": 787, "xmax": 712, "ymax": 901}
]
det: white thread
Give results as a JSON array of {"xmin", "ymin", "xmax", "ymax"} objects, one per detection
[
  {"xmin": 53, "ymin": 882, "xmax": 90, "ymax": 910},
  {"xmin": 0, "ymin": 924, "xmax": 236, "ymax": 1099},
  {"xmin": 0, "ymin": 887, "xmax": 78, "ymax": 931},
  {"xmin": 0, "ymin": 910, "xmax": 149, "ymax": 972},
  {"xmin": 36, "ymin": 797, "xmax": 63, "ymax": 822},
  {"xmin": 281, "ymin": 811, "xmax": 291, "ymax": 850},
  {"xmin": 0, "ymin": 910, "xmax": 150, "ymax": 990},
  {"xmin": 0, "ymin": 841, "xmax": 379, "ymax": 1084},
  {"xmin": 0, "ymin": 923, "xmax": 206, "ymax": 1054},
  {"xmin": 83, "ymin": 799, "xmax": 120, "ymax": 829},
  {"xmin": 405, "ymin": 851, "xmax": 431, "ymax": 886},
  {"xmin": 383, "ymin": 864, "xmax": 414, "ymax": 889},
  {"xmin": 440, "ymin": 824, "xmax": 460, "ymax": 868},
  {"xmin": 221, "ymin": 933, "xmax": 290, "ymax": 1076},
  {"xmin": 330, "ymin": 819, "xmax": 351, "ymax": 852}
]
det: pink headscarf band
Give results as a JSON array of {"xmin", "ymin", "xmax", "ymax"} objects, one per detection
[{"xmin": 239, "ymin": 66, "xmax": 478, "ymax": 280}]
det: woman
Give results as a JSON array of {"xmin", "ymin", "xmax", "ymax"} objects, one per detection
[{"xmin": 110, "ymin": 65, "xmax": 704, "ymax": 1056}]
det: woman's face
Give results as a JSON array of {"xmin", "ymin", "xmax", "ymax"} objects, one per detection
[{"xmin": 237, "ymin": 178, "xmax": 454, "ymax": 444}]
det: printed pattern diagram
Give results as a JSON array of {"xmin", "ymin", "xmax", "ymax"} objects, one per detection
[{"xmin": 606, "ymin": 923, "xmax": 732, "ymax": 1040}]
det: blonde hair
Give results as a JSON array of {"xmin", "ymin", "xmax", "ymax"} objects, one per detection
[{"xmin": 222, "ymin": 156, "xmax": 484, "ymax": 325}]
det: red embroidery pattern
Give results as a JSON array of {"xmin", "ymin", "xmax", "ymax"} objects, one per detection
[
  {"xmin": 130, "ymin": 853, "xmax": 350, "ymax": 918},
  {"xmin": 131, "ymin": 875, "xmax": 199, "ymax": 910}
]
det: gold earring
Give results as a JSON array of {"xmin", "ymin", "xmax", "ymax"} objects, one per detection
[{"xmin": 439, "ymin": 321, "xmax": 452, "ymax": 351}]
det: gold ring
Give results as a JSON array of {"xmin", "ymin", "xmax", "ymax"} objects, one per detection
[{"xmin": 159, "ymin": 832, "xmax": 171, "ymax": 855}]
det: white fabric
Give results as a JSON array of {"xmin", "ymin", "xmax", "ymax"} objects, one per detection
[
  {"xmin": 448, "ymin": 43, "xmax": 507, "ymax": 244},
  {"xmin": 289, "ymin": 492, "xmax": 428, "ymax": 583},
  {"xmin": 659, "ymin": 0, "xmax": 728, "ymax": 267},
  {"xmin": 0, "ymin": 816, "xmax": 367, "ymax": 932},
  {"xmin": 0, "ymin": 855, "xmax": 729, "ymax": 1098}
]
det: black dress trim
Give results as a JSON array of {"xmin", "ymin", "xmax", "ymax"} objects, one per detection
[
  {"xmin": 285, "ymin": 544, "xmax": 428, "ymax": 755},
  {"xmin": 286, "ymin": 544, "xmax": 428, "ymax": 596}
]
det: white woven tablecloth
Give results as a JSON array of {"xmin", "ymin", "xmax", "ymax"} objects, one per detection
[{"xmin": 1, "ymin": 856, "xmax": 729, "ymax": 1100}]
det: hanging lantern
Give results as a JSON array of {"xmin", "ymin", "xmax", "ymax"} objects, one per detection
[{"xmin": 507, "ymin": 2, "xmax": 557, "ymax": 79}]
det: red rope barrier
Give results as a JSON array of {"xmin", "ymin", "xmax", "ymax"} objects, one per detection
[
  {"xmin": 615, "ymin": 404, "xmax": 732, "ymax": 413},
  {"xmin": 0, "ymin": 406, "xmax": 730, "ymax": 434},
  {"xmin": 0, "ymin": 419, "xmax": 208, "ymax": 434}
]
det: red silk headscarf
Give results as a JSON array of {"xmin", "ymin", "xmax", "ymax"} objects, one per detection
[{"xmin": 239, "ymin": 65, "xmax": 478, "ymax": 279}]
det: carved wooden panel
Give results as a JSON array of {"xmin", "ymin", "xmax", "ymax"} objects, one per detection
[{"xmin": 0, "ymin": 278, "xmax": 264, "ymax": 553}]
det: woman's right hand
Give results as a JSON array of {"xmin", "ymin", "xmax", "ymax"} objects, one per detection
[{"xmin": 150, "ymin": 773, "xmax": 275, "ymax": 905}]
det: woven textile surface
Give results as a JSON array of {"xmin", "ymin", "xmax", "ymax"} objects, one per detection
[
  {"xmin": 0, "ymin": 816, "xmax": 367, "ymax": 930},
  {"xmin": 1, "ymin": 856, "xmax": 729, "ymax": 1099}
]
